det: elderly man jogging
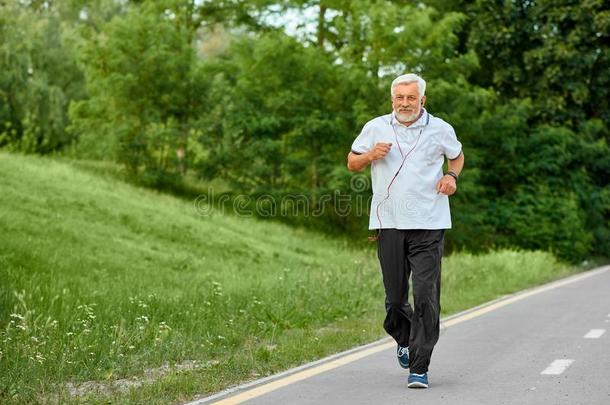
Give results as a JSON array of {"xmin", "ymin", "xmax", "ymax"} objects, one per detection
[{"xmin": 347, "ymin": 73, "xmax": 464, "ymax": 388}]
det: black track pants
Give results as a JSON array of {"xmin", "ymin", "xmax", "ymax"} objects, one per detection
[{"xmin": 376, "ymin": 229, "xmax": 444, "ymax": 374}]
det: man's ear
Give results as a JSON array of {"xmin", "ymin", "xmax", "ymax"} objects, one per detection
[{"xmin": 421, "ymin": 95, "xmax": 427, "ymax": 107}]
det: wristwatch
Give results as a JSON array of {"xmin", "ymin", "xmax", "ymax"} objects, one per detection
[{"xmin": 446, "ymin": 171, "xmax": 459, "ymax": 182}]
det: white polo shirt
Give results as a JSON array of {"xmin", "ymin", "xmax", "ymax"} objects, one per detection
[{"xmin": 351, "ymin": 109, "xmax": 462, "ymax": 230}]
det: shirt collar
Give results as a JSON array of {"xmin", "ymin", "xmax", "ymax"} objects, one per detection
[{"xmin": 391, "ymin": 108, "xmax": 429, "ymax": 129}]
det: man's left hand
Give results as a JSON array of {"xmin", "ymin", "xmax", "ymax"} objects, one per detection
[{"xmin": 436, "ymin": 175, "xmax": 457, "ymax": 196}]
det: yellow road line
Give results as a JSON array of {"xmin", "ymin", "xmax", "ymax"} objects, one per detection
[
  {"xmin": 210, "ymin": 341, "xmax": 395, "ymax": 405},
  {"xmin": 202, "ymin": 265, "xmax": 609, "ymax": 405}
]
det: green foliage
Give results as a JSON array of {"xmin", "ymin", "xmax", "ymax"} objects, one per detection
[
  {"xmin": 494, "ymin": 184, "xmax": 592, "ymax": 262},
  {"xmin": 0, "ymin": 3, "xmax": 84, "ymax": 153},
  {"xmin": 69, "ymin": 2, "xmax": 205, "ymax": 185},
  {"xmin": 195, "ymin": 32, "xmax": 350, "ymax": 193},
  {"xmin": 468, "ymin": 0, "xmax": 610, "ymax": 128}
]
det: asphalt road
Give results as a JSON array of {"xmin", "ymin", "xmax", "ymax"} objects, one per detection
[{"xmin": 191, "ymin": 265, "xmax": 610, "ymax": 405}]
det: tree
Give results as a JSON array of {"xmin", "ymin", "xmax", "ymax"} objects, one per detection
[
  {"xmin": 195, "ymin": 32, "xmax": 351, "ymax": 193},
  {"xmin": 69, "ymin": 1, "xmax": 206, "ymax": 183},
  {"xmin": 0, "ymin": 2, "xmax": 84, "ymax": 153},
  {"xmin": 468, "ymin": 0, "xmax": 610, "ymax": 128}
]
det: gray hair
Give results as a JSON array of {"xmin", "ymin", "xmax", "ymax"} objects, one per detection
[{"xmin": 391, "ymin": 73, "xmax": 426, "ymax": 99}]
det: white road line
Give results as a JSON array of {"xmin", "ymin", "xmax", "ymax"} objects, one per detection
[
  {"xmin": 584, "ymin": 329, "xmax": 606, "ymax": 339},
  {"xmin": 541, "ymin": 359, "xmax": 574, "ymax": 375}
]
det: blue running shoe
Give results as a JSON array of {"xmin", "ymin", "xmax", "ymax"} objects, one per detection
[
  {"xmin": 397, "ymin": 345, "xmax": 409, "ymax": 369},
  {"xmin": 408, "ymin": 372, "xmax": 428, "ymax": 388}
]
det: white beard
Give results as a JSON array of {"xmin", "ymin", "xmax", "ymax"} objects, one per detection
[{"xmin": 395, "ymin": 110, "xmax": 419, "ymax": 122}]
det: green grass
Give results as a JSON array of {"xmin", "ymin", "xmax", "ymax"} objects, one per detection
[{"xmin": 0, "ymin": 152, "xmax": 585, "ymax": 404}]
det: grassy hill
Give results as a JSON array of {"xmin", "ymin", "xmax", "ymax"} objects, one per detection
[{"xmin": 0, "ymin": 152, "xmax": 580, "ymax": 404}]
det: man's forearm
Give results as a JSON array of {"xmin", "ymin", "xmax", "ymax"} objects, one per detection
[
  {"xmin": 447, "ymin": 152, "xmax": 464, "ymax": 176},
  {"xmin": 347, "ymin": 152, "xmax": 372, "ymax": 172}
]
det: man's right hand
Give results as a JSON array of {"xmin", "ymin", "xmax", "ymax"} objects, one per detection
[
  {"xmin": 347, "ymin": 142, "xmax": 392, "ymax": 172},
  {"xmin": 368, "ymin": 142, "xmax": 392, "ymax": 162}
]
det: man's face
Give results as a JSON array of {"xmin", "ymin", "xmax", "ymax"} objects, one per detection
[{"xmin": 392, "ymin": 82, "xmax": 425, "ymax": 123}]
